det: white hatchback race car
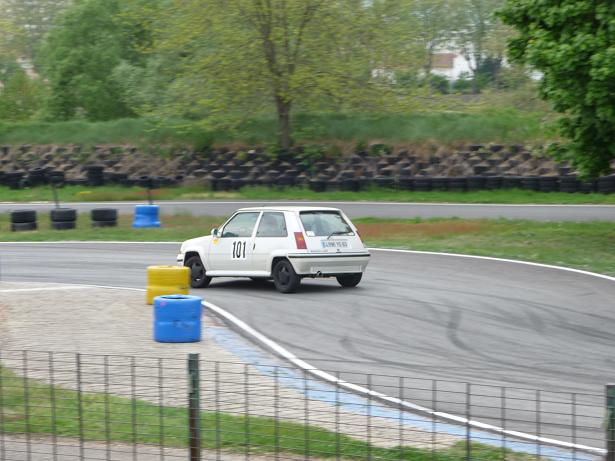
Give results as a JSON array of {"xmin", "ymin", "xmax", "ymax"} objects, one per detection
[{"xmin": 177, "ymin": 206, "xmax": 371, "ymax": 293}]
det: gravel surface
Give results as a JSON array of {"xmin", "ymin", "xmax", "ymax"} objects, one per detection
[{"xmin": 0, "ymin": 282, "xmax": 459, "ymax": 460}]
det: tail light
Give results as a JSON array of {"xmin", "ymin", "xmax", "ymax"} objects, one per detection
[{"xmin": 294, "ymin": 232, "xmax": 307, "ymax": 249}]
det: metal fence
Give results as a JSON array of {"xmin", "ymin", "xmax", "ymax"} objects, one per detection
[{"xmin": 0, "ymin": 350, "xmax": 608, "ymax": 461}]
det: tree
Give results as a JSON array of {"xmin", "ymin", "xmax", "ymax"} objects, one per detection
[
  {"xmin": 40, "ymin": 0, "xmax": 145, "ymax": 121},
  {"xmin": 500, "ymin": 0, "xmax": 615, "ymax": 177},
  {"xmin": 454, "ymin": 0, "xmax": 509, "ymax": 93},
  {"xmin": 411, "ymin": 0, "xmax": 457, "ymax": 76},
  {"xmin": 0, "ymin": 67, "xmax": 44, "ymax": 121},
  {"xmin": 146, "ymin": 0, "xmax": 396, "ymax": 149},
  {"xmin": 0, "ymin": 5, "xmax": 21, "ymax": 59},
  {"xmin": 0, "ymin": 0, "xmax": 72, "ymax": 59}
]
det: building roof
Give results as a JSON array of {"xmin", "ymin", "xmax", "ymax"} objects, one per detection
[{"xmin": 432, "ymin": 53, "xmax": 456, "ymax": 69}]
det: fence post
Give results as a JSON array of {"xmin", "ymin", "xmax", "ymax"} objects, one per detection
[
  {"xmin": 188, "ymin": 353, "xmax": 201, "ymax": 461},
  {"xmin": 607, "ymin": 384, "xmax": 615, "ymax": 461}
]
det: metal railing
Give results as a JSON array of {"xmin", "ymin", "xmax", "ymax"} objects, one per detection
[{"xmin": 0, "ymin": 350, "xmax": 608, "ymax": 461}]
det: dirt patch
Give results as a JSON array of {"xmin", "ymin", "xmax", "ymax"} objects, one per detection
[
  {"xmin": 0, "ymin": 408, "xmax": 25, "ymax": 421},
  {"xmin": 357, "ymin": 221, "xmax": 493, "ymax": 239}
]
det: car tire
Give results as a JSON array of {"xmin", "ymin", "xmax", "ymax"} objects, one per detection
[
  {"xmin": 272, "ymin": 259, "xmax": 300, "ymax": 294},
  {"xmin": 92, "ymin": 219, "xmax": 117, "ymax": 228},
  {"xmin": 11, "ymin": 222, "xmax": 37, "ymax": 232},
  {"xmin": 336, "ymin": 273, "xmax": 362, "ymax": 288},
  {"xmin": 50, "ymin": 208, "xmax": 77, "ymax": 222},
  {"xmin": 11, "ymin": 210, "xmax": 36, "ymax": 224},
  {"xmin": 185, "ymin": 255, "xmax": 212, "ymax": 289},
  {"xmin": 51, "ymin": 221, "xmax": 76, "ymax": 230},
  {"xmin": 91, "ymin": 208, "xmax": 117, "ymax": 222}
]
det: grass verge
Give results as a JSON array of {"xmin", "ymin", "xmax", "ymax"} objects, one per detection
[
  {"xmin": 0, "ymin": 366, "xmax": 536, "ymax": 460},
  {"xmin": 0, "ymin": 111, "xmax": 543, "ymax": 146},
  {"xmin": 1, "ymin": 185, "xmax": 615, "ymax": 204},
  {"xmin": 0, "ymin": 214, "xmax": 613, "ymax": 276}
]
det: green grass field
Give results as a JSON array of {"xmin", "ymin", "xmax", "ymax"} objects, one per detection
[
  {"xmin": 1, "ymin": 185, "xmax": 615, "ymax": 204},
  {"xmin": 0, "ymin": 111, "xmax": 544, "ymax": 146},
  {"xmin": 0, "ymin": 213, "xmax": 613, "ymax": 276}
]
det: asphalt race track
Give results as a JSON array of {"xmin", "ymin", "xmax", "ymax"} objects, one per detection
[
  {"xmin": 0, "ymin": 200, "xmax": 614, "ymax": 221},
  {"xmin": 1, "ymin": 242, "xmax": 614, "ymax": 448}
]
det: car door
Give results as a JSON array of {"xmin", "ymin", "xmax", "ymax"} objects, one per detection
[
  {"xmin": 252, "ymin": 211, "xmax": 291, "ymax": 272},
  {"xmin": 208, "ymin": 211, "xmax": 260, "ymax": 273}
]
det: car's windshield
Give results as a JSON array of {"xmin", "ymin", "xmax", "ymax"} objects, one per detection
[
  {"xmin": 299, "ymin": 211, "xmax": 353, "ymax": 237},
  {"xmin": 221, "ymin": 212, "xmax": 260, "ymax": 237}
]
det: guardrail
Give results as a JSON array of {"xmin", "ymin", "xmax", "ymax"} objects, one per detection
[{"xmin": 0, "ymin": 350, "xmax": 608, "ymax": 461}]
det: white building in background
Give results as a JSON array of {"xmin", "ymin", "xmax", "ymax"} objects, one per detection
[
  {"xmin": 16, "ymin": 56, "xmax": 38, "ymax": 78},
  {"xmin": 430, "ymin": 52, "xmax": 472, "ymax": 80}
]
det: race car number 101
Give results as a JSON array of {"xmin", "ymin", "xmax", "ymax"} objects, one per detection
[{"xmin": 232, "ymin": 241, "xmax": 247, "ymax": 259}]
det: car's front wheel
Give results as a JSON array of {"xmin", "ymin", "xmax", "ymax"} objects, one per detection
[
  {"xmin": 185, "ymin": 255, "xmax": 212, "ymax": 288},
  {"xmin": 336, "ymin": 273, "xmax": 362, "ymax": 288},
  {"xmin": 272, "ymin": 259, "xmax": 301, "ymax": 293}
]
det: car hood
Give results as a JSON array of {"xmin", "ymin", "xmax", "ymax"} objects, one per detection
[{"xmin": 180, "ymin": 235, "xmax": 211, "ymax": 252}]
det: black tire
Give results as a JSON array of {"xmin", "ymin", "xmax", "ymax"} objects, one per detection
[
  {"xmin": 50, "ymin": 208, "xmax": 77, "ymax": 222},
  {"xmin": 272, "ymin": 259, "xmax": 300, "ymax": 293},
  {"xmin": 91, "ymin": 208, "xmax": 118, "ymax": 221},
  {"xmin": 11, "ymin": 210, "xmax": 36, "ymax": 223},
  {"xmin": 92, "ymin": 220, "xmax": 118, "ymax": 228},
  {"xmin": 51, "ymin": 221, "xmax": 76, "ymax": 230},
  {"xmin": 336, "ymin": 273, "xmax": 363, "ymax": 288},
  {"xmin": 185, "ymin": 255, "xmax": 212, "ymax": 288},
  {"xmin": 11, "ymin": 222, "xmax": 37, "ymax": 232}
]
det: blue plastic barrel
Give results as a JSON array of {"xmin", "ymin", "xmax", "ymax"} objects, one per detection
[
  {"xmin": 133, "ymin": 204, "xmax": 161, "ymax": 228},
  {"xmin": 153, "ymin": 295, "xmax": 202, "ymax": 343}
]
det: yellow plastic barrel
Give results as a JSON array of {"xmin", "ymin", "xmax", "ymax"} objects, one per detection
[{"xmin": 146, "ymin": 266, "xmax": 190, "ymax": 305}]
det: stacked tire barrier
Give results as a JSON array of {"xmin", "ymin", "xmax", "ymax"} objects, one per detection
[
  {"xmin": 10, "ymin": 210, "xmax": 37, "ymax": 231},
  {"xmin": 50, "ymin": 208, "xmax": 77, "ymax": 230},
  {"xmin": 146, "ymin": 266, "xmax": 190, "ymax": 305},
  {"xmin": 1, "ymin": 143, "xmax": 615, "ymax": 195},
  {"xmin": 86, "ymin": 165, "xmax": 104, "ymax": 186},
  {"xmin": 4, "ymin": 171, "xmax": 25, "ymax": 190},
  {"xmin": 47, "ymin": 170, "xmax": 65, "ymax": 186},
  {"xmin": 301, "ymin": 174, "xmax": 614, "ymax": 194},
  {"xmin": 28, "ymin": 167, "xmax": 47, "ymax": 187},
  {"xmin": 91, "ymin": 208, "xmax": 118, "ymax": 227},
  {"xmin": 133, "ymin": 205, "xmax": 160, "ymax": 228},
  {"xmin": 153, "ymin": 295, "xmax": 202, "ymax": 343}
]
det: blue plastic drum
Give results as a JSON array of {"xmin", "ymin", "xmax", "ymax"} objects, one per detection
[
  {"xmin": 153, "ymin": 295, "xmax": 202, "ymax": 343},
  {"xmin": 133, "ymin": 204, "xmax": 161, "ymax": 228}
]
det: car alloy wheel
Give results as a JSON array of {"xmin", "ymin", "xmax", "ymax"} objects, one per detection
[{"xmin": 185, "ymin": 256, "xmax": 212, "ymax": 288}]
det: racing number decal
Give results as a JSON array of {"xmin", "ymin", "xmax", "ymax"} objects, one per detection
[{"xmin": 231, "ymin": 241, "xmax": 247, "ymax": 260}]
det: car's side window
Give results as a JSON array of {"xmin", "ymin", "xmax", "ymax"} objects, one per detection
[
  {"xmin": 256, "ymin": 212, "xmax": 287, "ymax": 238},
  {"xmin": 221, "ymin": 212, "xmax": 260, "ymax": 238}
]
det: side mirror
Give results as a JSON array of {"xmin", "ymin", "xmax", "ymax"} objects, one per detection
[{"xmin": 211, "ymin": 228, "xmax": 219, "ymax": 237}]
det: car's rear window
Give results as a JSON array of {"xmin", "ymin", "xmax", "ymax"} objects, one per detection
[{"xmin": 299, "ymin": 211, "xmax": 354, "ymax": 237}]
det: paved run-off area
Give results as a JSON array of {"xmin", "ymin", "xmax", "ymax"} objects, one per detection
[{"xmin": 0, "ymin": 282, "xmax": 462, "ymax": 460}]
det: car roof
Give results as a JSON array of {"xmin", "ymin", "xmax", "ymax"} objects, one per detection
[{"xmin": 236, "ymin": 206, "xmax": 342, "ymax": 213}]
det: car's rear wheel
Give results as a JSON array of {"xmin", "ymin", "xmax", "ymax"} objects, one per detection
[
  {"xmin": 185, "ymin": 255, "xmax": 212, "ymax": 288},
  {"xmin": 272, "ymin": 260, "xmax": 300, "ymax": 293},
  {"xmin": 336, "ymin": 273, "xmax": 362, "ymax": 288}
]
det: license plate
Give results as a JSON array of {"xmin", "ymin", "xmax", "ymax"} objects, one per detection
[{"xmin": 321, "ymin": 240, "xmax": 349, "ymax": 249}]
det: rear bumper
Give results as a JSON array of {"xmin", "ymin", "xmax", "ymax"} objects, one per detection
[{"xmin": 287, "ymin": 252, "xmax": 371, "ymax": 276}]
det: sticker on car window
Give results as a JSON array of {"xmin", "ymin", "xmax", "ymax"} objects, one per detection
[
  {"xmin": 306, "ymin": 231, "xmax": 315, "ymax": 237},
  {"xmin": 231, "ymin": 241, "xmax": 247, "ymax": 259}
]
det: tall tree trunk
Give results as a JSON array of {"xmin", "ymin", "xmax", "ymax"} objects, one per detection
[{"xmin": 276, "ymin": 97, "xmax": 292, "ymax": 150}]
